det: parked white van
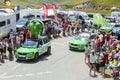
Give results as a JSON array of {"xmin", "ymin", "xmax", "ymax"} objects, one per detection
[
  {"xmin": 111, "ymin": 12, "xmax": 120, "ymax": 23},
  {"xmin": 111, "ymin": 12, "xmax": 120, "ymax": 18},
  {"xmin": 20, "ymin": 9, "xmax": 43, "ymax": 19},
  {"xmin": 0, "ymin": 9, "xmax": 16, "ymax": 37}
]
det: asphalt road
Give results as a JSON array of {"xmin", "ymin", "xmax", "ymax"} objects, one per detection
[{"xmin": 0, "ymin": 36, "xmax": 112, "ymax": 80}]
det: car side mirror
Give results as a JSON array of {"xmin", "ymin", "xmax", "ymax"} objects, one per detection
[
  {"xmin": 39, "ymin": 45, "xmax": 42, "ymax": 48},
  {"xmin": 21, "ymin": 44, "xmax": 23, "ymax": 47}
]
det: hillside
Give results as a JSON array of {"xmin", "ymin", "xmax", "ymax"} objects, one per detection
[
  {"xmin": 0, "ymin": 0, "xmax": 73, "ymax": 8},
  {"xmin": 91, "ymin": 0, "xmax": 120, "ymax": 7},
  {"xmin": 58, "ymin": 0, "xmax": 89, "ymax": 6},
  {"xmin": 0, "ymin": 0, "xmax": 120, "ymax": 9}
]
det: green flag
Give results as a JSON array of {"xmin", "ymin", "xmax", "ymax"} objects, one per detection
[{"xmin": 93, "ymin": 13, "xmax": 107, "ymax": 27}]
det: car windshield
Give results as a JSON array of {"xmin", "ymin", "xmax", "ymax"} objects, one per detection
[
  {"xmin": 75, "ymin": 34, "xmax": 89, "ymax": 40},
  {"xmin": 16, "ymin": 19, "xmax": 28, "ymax": 25},
  {"xmin": 114, "ymin": 24, "xmax": 120, "ymax": 28},
  {"xmin": 82, "ymin": 15, "xmax": 89, "ymax": 20},
  {"xmin": 69, "ymin": 15, "xmax": 76, "ymax": 20},
  {"xmin": 22, "ymin": 41, "xmax": 38, "ymax": 48},
  {"xmin": 106, "ymin": 23, "xmax": 115, "ymax": 27}
]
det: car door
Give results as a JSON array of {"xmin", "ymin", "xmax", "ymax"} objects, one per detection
[
  {"xmin": 42, "ymin": 38, "xmax": 48, "ymax": 53},
  {"xmin": 38, "ymin": 40, "xmax": 44, "ymax": 55}
]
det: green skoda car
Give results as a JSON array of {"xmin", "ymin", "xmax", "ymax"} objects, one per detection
[
  {"xmin": 15, "ymin": 36, "xmax": 51, "ymax": 61},
  {"xmin": 99, "ymin": 23, "xmax": 115, "ymax": 33},
  {"xmin": 69, "ymin": 32, "xmax": 90, "ymax": 50}
]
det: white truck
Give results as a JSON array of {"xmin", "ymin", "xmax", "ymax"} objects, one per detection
[
  {"xmin": 111, "ymin": 12, "xmax": 120, "ymax": 23},
  {"xmin": 0, "ymin": 9, "xmax": 16, "ymax": 37},
  {"xmin": 19, "ymin": 9, "xmax": 43, "ymax": 19}
]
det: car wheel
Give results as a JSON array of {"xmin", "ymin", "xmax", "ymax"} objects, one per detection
[
  {"xmin": 46, "ymin": 47, "xmax": 51, "ymax": 55},
  {"xmin": 69, "ymin": 47, "xmax": 72, "ymax": 50},
  {"xmin": 34, "ymin": 53, "xmax": 39, "ymax": 61}
]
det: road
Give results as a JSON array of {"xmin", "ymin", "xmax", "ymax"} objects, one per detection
[{"xmin": 0, "ymin": 36, "xmax": 112, "ymax": 80}]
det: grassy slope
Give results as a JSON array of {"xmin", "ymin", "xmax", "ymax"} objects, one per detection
[
  {"xmin": 0, "ymin": 0, "xmax": 73, "ymax": 8},
  {"xmin": 0, "ymin": 0, "xmax": 120, "ymax": 16},
  {"xmin": 58, "ymin": 0, "xmax": 90, "ymax": 6},
  {"xmin": 91, "ymin": 0, "xmax": 120, "ymax": 7},
  {"xmin": 1, "ymin": 0, "xmax": 120, "ymax": 8}
]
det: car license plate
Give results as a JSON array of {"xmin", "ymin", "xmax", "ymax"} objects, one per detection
[
  {"xmin": 71, "ymin": 45, "xmax": 76, "ymax": 48},
  {"xmin": 19, "ymin": 55, "xmax": 25, "ymax": 57}
]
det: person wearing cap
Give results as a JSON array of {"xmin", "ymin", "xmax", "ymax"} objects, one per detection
[{"xmin": 89, "ymin": 49, "xmax": 96, "ymax": 76}]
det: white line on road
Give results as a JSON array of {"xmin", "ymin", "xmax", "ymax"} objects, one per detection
[
  {"xmin": 0, "ymin": 72, "xmax": 7, "ymax": 77},
  {"xmin": 0, "ymin": 71, "xmax": 53, "ymax": 79},
  {"xmin": 52, "ymin": 42, "xmax": 67, "ymax": 46},
  {"xmin": 12, "ymin": 64, "xmax": 21, "ymax": 70},
  {"xmin": 25, "ymin": 73, "xmax": 35, "ymax": 76}
]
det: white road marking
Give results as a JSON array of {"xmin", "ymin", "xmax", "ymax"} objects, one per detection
[
  {"xmin": 0, "ymin": 71, "xmax": 53, "ymax": 79},
  {"xmin": 0, "ymin": 72, "xmax": 7, "ymax": 77},
  {"xmin": 25, "ymin": 73, "xmax": 34, "ymax": 76},
  {"xmin": 12, "ymin": 64, "xmax": 21, "ymax": 70},
  {"xmin": 52, "ymin": 42, "xmax": 67, "ymax": 46}
]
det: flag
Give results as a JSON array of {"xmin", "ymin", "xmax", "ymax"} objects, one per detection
[
  {"xmin": 42, "ymin": 3, "xmax": 48, "ymax": 19},
  {"xmin": 14, "ymin": 5, "xmax": 20, "ymax": 11},
  {"xmin": 4, "ymin": 0, "xmax": 7, "ymax": 3},
  {"xmin": 93, "ymin": 13, "xmax": 107, "ymax": 27},
  {"xmin": 52, "ymin": 4, "xmax": 57, "ymax": 11}
]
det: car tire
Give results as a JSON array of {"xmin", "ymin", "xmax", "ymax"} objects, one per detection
[
  {"xmin": 34, "ymin": 53, "xmax": 39, "ymax": 61},
  {"xmin": 46, "ymin": 47, "xmax": 51, "ymax": 55},
  {"xmin": 69, "ymin": 47, "xmax": 72, "ymax": 50}
]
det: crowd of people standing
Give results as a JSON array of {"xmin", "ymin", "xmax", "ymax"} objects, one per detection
[
  {"xmin": 84, "ymin": 32, "xmax": 120, "ymax": 78},
  {"xmin": 0, "ymin": 15, "xmax": 120, "ymax": 79}
]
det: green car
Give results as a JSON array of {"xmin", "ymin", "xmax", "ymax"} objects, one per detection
[
  {"xmin": 15, "ymin": 36, "xmax": 51, "ymax": 61},
  {"xmin": 99, "ymin": 23, "xmax": 114, "ymax": 33},
  {"xmin": 69, "ymin": 32, "xmax": 90, "ymax": 50}
]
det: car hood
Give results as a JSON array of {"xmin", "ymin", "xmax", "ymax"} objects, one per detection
[
  {"xmin": 100, "ymin": 27, "xmax": 113, "ymax": 30},
  {"xmin": 69, "ymin": 39, "xmax": 88, "ymax": 45},
  {"xmin": 16, "ymin": 47, "xmax": 38, "ymax": 53}
]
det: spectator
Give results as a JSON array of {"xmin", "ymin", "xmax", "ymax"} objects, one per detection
[
  {"xmin": 84, "ymin": 45, "xmax": 89, "ymax": 63},
  {"xmin": 26, "ymin": 30, "xmax": 30, "ymax": 40},
  {"xmin": 89, "ymin": 50, "xmax": 96, "ymax": 76},
  {"xmin": 0, "ymin": 39, "xmax": 4, "ymax": 63},
  {"xmin": 7, "ymin": 39, "xmax": 13, "ymax": 60}
]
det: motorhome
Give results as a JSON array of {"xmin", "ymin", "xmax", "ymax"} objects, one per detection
[
  {"xmin": 111, "ymin": 12, "xmax": 120, "ymax": 18},
  {"xmin": 20, "ymin": 9, "xmax": 44, "ymax": 19},
  {"xmin": 111, "ymin": 12, "xmax": 120, "ymax": 22},
  {"xmin": 68, "ymin": 11, "xmax": 77, "ymax": 21},
  {"xmin": 0, "ymin": 9, "xmax": 16, "ymax": 37}
]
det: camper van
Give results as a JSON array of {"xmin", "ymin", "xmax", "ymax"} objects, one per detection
[
  {"xmin": 111, "ymin": 12, "xmax": 120, "ymax": 22},
  {"xmin": 20, "ymin": 9, "xmax": 43, "ymax": 19},
  {"xmin": 111, "ymin": 12, "xmax": 120, "ymax": 18},
  {"xmin": 0, "ymin": 9, "xmax": 16, "ymax": 37},
  {"xmin": 68, "ymin": 11, "xmax": 77, "ymax": 21}
]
